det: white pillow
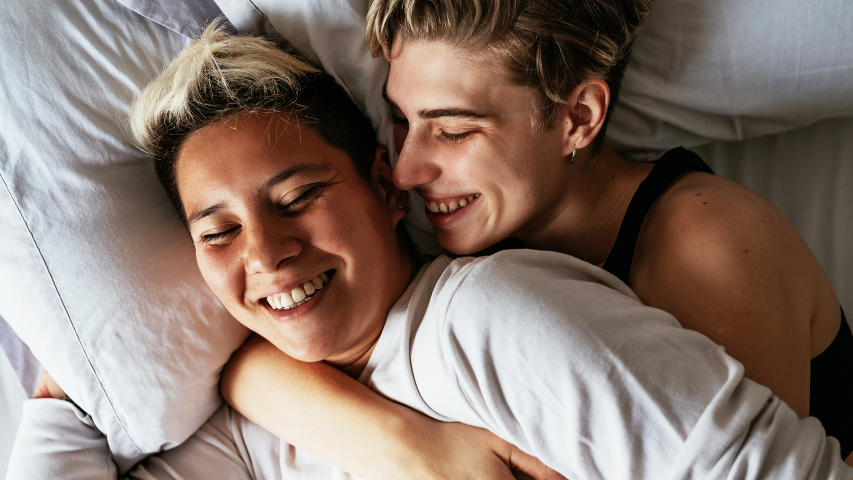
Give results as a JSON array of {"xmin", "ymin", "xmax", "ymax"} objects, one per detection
[
  {"xmin": 228, "ymin": 0, "xmax": 853, "ymax": 257},
  {"xmin": 608, "ymin": 0, "xmax": 853, "ymax": 152},
  {"xmin": 4, "ymin": 0, "xmax": 850, "ymax": 472},
  {"xmin": 0, "ymin": 0, "xmax": 248, "ymax": 472}
]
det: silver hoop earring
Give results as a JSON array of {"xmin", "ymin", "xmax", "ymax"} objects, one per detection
[
  {"xmin": 397, "ymin": 206, "xmax": 410, "ymax": 213},
  {"xmin": 570, "ymin": 149, "xmax": 576, "ymax": 164}
]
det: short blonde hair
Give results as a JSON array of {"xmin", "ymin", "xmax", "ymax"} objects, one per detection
[
  {"xmin": 130, "ymin": 20, "xmax": 378, "ymax": 225},
  {"xmin": 366, "ymin": 0, "xmax": 653, "ymax": 136}
]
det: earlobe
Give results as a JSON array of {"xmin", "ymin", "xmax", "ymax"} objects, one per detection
[{"xmin": 562, "ymin": 79, "xmax": 610, "ymax": 155}]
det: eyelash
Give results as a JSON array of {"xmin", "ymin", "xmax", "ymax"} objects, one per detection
[
  {"xmin": 198, "ymin": 185, "xmax": 325, "ymax": 245},
  {"xmin": 392, "ymin": 112, "xmax": 474, "ymax": 143},
  {"xmin": 439, "ymin": 131, "xmax": 472, "ymax": 143},
  {"xmin": 200, "ymin": 227, "xmax": 238, "ymax": 245},
  {"xmin": 280, "ymin": 184, "xmax": 322, "ymax": 213}
]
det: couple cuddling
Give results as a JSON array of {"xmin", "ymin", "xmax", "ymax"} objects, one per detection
[{"xmin": 17, "ymin": 0, "xmax": 851, "ymax": 478}]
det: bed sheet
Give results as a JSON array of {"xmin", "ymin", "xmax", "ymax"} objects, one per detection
[{"xmin": 1, "ymin": 116, "xmax": 851, "ymax": 478}]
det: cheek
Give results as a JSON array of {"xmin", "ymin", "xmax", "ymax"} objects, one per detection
[{"xmin": 196, "ymin": 248, "xmax": 244, "ymax": 305}]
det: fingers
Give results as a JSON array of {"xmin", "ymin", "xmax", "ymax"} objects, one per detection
[
  {"xmin": 505, "ymin": 445, "xmax": 567, "ymax": 480},
  {"xmin": 32, "ymin": 369, "xmax": 67, "ymax": 400}
]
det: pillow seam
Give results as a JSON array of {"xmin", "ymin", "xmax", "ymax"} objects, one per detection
[{"xmin": 0, "ymin": 171, "xmax": 143, "ymax": 455}]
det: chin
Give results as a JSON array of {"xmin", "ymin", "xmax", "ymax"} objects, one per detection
[
  {"xmin": 436, "ymin": 233, "xmax": 481, "ymax": 256},
  {"xmin": 278, "ymin": 342, "xmax": 331, "ymax": 363},
  {"xmin": 437, "ymin": 229, "xmax": 501, "ymax": 256}
]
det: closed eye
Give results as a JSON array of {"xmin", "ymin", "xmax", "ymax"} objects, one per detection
[
  {"xmin": 280, "ymin": 184, "xmax": 325, "ymax": 215},
  {"xmin": 439, "ymin": 130, "xmax": 473, "ymax": 142},
  {"xmin": 200, "ymin": 226, "xmax": 240, "ymax": 245}
]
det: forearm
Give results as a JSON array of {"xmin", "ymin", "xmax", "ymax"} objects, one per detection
[{"xmin": 221, "ymin": 335, "xmax": 438, "ymax": 480}]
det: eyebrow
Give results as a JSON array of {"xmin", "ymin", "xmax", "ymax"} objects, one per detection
[
  {"xmin": 186, "ymin": 164, "xmax": 333, "ymax": 226},
  {"xmin": 383, "ymin": 88, "xmax": 491, "ymax": 122}
]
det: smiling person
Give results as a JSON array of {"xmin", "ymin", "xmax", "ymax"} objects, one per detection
[
  {"xmin": 10, "ymin": 22, "xmax": 853, "ymax": 480},
  {"xmin": 365, "ymin": 0, "xmax": 852, "ymax": 458}
]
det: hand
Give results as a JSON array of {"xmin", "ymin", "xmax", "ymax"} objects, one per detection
[
  {"xmin": 33, "ymin": 369, "xmax": 67, "ymax": 400},
  {"xmin": 405, "ymin": 420, "xmax": 566, "ymax": 480}
]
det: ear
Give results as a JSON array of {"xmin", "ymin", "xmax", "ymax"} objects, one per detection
[
  {"xmin": 371, "ymin": 146, "xmax": 409, "ymax": 228},
  {"xmin": 557, "ymin": 79, "xmax": 610, "ymax": 156}
]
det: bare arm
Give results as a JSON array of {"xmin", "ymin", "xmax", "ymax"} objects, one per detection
[{"xmin": 221, "ymin": 334, "xmax": 563, "ymax": 480}]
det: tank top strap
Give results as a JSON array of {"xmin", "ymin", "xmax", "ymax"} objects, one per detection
[{"xmin": 602, "ymin": 148, "xmax": 714, "ymax": 285}]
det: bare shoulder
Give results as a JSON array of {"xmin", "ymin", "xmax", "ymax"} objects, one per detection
[
  {"xmin": 629, "ymin": 172, "xmax": 839, "ymax": 416},
  {"xmin": 644, "ymin": 173, "xmax": 798, "ymax": 264},
  {"xmin": 632, "ymin": 172, "xmax": 839, "ymax": 356}
]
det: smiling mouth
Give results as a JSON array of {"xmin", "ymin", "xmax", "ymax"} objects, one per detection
[
  {"xmin": 266, "ymin": 271, "xmax": 333, "ymax": 310},
  {"xmin": 425, "ymin": 194, "xmax": 480, "ymax": 214}
]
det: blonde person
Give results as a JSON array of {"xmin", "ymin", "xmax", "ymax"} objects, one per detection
[
  {"xmin": 230, "ymin": 0, "xmax": 853, "ymax": 469},
  {"xmin": 11, "ymin": 23, "xmax": 853, "ymax": 480}
]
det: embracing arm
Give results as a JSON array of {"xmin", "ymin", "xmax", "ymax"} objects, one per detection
[
  {"xmin": 221, "ymin": 334, "xmax": 563, "ymax": 480},
  {"xmin": 410, "ymin": 250, "xmax": 852, "ymax": 479}
]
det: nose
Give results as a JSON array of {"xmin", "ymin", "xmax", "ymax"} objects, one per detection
[
  {"xmin": 392, "ymin": 127, "xmax": 442, "ymax": 191},
  {"xmin": 243, "ymin": 218, "xmax": 302, "ymax": 275}
]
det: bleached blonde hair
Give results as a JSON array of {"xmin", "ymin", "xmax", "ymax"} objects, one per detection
[{"xmin": 130, "ymin": 19, "xmax": 378, "ymax": 225}]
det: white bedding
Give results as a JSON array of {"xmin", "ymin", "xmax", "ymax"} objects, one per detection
[
  {"xmin": 1, "ymin": 0, "xmax": 852, "ymax": 476},
  {"xmin": 0, "ymin": 315, "xmax": 32, "ymax": 479}
]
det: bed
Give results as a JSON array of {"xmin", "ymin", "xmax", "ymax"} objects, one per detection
[{"xmin": 1, "ymin": 0, "xmax": 851, "ymax": 476}]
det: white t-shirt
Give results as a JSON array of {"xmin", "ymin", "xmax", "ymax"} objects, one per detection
[{"xmin": 8, "ymin": 250, "xmax": 851, "ymax": 479}]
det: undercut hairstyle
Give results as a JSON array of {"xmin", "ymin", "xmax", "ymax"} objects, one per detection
[
  {"xmin": 366, "ymin": 0, "xmax": 653, "ymax": 143},
  {"xmin": 130, "ymin": 19, "xmax": 379, "ymax": 226}
]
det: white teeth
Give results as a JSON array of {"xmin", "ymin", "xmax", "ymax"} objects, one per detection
[
  {"xmin": 439, "ymin": 203, "xmax": 448, "ymax": 213},
  {"xmin": 427, "ymin": 202, "xmax": 439, "ymax": 213},
  {"xmin": 449, "ymin": 201, "xmax": 458, "ymax": 211},
  {"xmin": 267, "ymin": 272, "xmax": 331, "ymax": 310},
  {"xmin": 458, "ymin": 198, "xmax": 468, "ymax": 207},
  {"xmin": 280, "ymin": 292, "xmax": 294, "ymax": 306},
  {"xmin": 291, "ymin": 287, "xmax": 306, "ymax": 303}
]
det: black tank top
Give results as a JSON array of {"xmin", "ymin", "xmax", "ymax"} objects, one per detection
[{"xmin": 602, "ymin": 147, "xmax": 853, "ymax": 457}]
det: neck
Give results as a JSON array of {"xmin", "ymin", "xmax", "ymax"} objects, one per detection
[
  {"xmin": 521, "ymin": 144, "xmax": 652, "ymax": 266},
  {"xmin": 327, "ymin": 341, "xmax": 379, "ymax": 379},
  {"xmin": 326, "ymin": 230, "xmax": 417, "ymax": 379}
]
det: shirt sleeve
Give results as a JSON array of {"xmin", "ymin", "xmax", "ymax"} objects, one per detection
[
  {"xmin": 7, "ymin": 399, "xmax": 253, "ymax": 480},
  {"xmin": 411, "ymin": 249, "xmax": 852, "ymax": 480}
]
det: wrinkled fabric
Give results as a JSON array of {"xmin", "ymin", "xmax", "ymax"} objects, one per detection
[
  {"xmin": 608, "ymin": 0, "xmax": 853, "ymax": 151},
  {"xmin": 11, "ymin": 251, "xmax": 851, "ymax": 479}
]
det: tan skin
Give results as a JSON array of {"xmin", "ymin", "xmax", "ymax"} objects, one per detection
[
  {"xmin": 31, "ymin": 113, "xmax": 563, "ymax": 480},
  {"xmin": 224, "ymin": 36, "xmax": 850, "ymax": 472},
  {"xmin": 181, "ymin": 113, "xmax": 561, "ymax": 480}
]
